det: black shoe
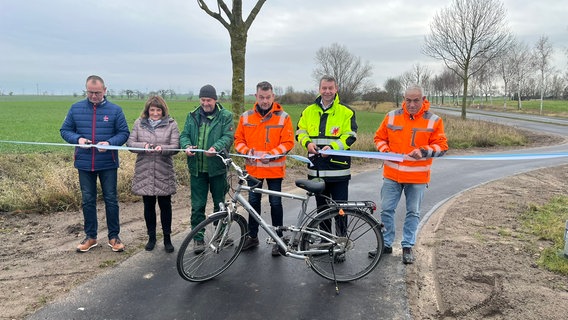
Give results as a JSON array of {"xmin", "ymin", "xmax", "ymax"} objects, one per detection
[
  {"xmin": 271, "ymin": 244, "xmax": 281, "ymax": 257},
  {"xmin": 193, "ymin": 240, "xmax": 206, "ymax": 254},
  {"xmin": 145, "ymin": 236, "xmax": 156, "ymax": 251},
  {"xmin": 402, "ymin": 247, "xmax": 415, "ymax": 264},
  {"xmin": 242, "ymin": 236, "xmax": 259, "ymax": 251},
  {"xmin": 164, "ymin": 235, "xmax": 174, "ymax": 253},
  {"xmin": 368, "ymin": 246, "xmax": 392, "ymax": 258}
]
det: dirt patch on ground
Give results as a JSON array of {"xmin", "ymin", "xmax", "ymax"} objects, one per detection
[
  {"xmin": 408, "ymin": 164, "xmax": 568, "ymax": 319},
  {"xmin": 1, "ymin": 133, "xmax": 567, "ymax": 319}
]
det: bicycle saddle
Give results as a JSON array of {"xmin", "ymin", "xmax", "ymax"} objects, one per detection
[{"xmin": 295, "ymin": 179, "xmax": 325, "ymax": 194}]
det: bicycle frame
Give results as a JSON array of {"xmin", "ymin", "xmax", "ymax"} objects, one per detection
[
  {"xmin": 221, "ymin": 154, "xmax": 376, "ymax": 260},
  {"xmin": 176, "ymin": 153, "xmax": 384, "ymax": 288}
]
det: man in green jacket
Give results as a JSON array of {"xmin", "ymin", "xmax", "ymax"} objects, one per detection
[{"xmin": 180, "ymin": 84, "xmax": 234, "ymax": 254}]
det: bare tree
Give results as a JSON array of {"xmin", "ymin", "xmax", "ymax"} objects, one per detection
[
  {"xmin": 472, "ymin": 59, "xmax": 497, "ymax": 105},
  {"xmin": 384, "ymin": 78, "xmax": 402, "ymax": 107},
  {"xmin": 549, "ymin": 73, "xmax": 566, "ymax": 99},
  {"xmin": 533, "ymin": 35, "xmax": 554, "ymax": 114},
  {"xmin": 497, "ymin": 39, "xmax": 519, "ymax": 110},
  {"xmin": 441, "ymin": 68, "xmax": 462, "ymax": 105},
  {"xmin": 509, "ymin": 41, "xmax": 533, "ymax": 110},
  {"xmin": 197, "ymin": 0, "xmax": 267, "ymax": 118},
  {"xmin": 423, "ymin": 0, "xmax": 513, "ymax": 119},
  {"xmin": 312, "ymin": 43, "xmax": 373, "ymax": 103},
  {"xmin": 406, "ymin": 63, "xmax": 432, "ymax": 88}
]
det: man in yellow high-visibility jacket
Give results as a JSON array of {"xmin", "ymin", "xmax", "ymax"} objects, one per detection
[{"xmin": 296, "ymin": 75, "xmax": 357, "ymax": 261}]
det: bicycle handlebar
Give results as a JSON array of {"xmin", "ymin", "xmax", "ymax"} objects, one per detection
[{"xmin": 216, "ymin": 151, "xmax": 262, "ymax": 188}]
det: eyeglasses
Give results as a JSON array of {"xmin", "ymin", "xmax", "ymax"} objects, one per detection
[{"xmin": 87, "ymin": 91, "xmax": 103, "ymax": 96}]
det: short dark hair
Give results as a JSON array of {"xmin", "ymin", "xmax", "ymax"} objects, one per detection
[
  {"xmin": 256, "ymin": 81, "xmax": 273, "ymax": 92},
  {"xmin": 319, "ymin": 75, "xmax": 336, "ymax": 87},
  {"xmin": 86, "ymin": 75, "xmax": 105, "ymax": 87}
]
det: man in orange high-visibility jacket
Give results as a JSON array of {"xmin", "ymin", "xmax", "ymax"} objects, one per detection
[
  {"xmin": 234, "ymin": 81, "xmax": 295, "ymax": 256},
  {"xmin": 370, "ymin": 84, "xmax": 448, "ymax": 264}
]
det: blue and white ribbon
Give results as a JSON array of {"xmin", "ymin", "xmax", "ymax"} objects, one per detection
[
  {"xmin": 1, "ymin": 140, "xmax": 567, "ymax": 162},
  {"xmin": 0, "ymin": 140, "xmax": 314, "ymax": 165}
]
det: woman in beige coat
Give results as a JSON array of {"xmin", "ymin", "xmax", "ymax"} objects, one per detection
[{"xmin": 127, "ymin": 96, "xmax": 179, "ymax": 252}]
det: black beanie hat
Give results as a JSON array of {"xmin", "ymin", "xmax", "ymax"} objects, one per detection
[{"xmin": 199, "ymin": 84, "xmax": 217, "ymax": 100}]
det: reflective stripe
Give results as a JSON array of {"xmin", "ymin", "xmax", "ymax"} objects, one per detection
[
  {"xmin": 307, "ymin": 168, "xmax": 351, "ymax": 177},
  {"xmin": 312, "ymin": 138, "xmax": 337, "ymax": 145},
  {"xmin": 272, "ymin": 144, "xmax": 288, "ymax": 154},
  {"xmin": 276, "ymin": 111, "xmax": 288, "ymax": 126},
  {"xmin": 250, "ymin": 161, "xmax": 286, "ymax": 168},
  {"xmin": 334, "ymin": 140, "xmax": 347, "ymax": 150},
  {"xmin": 375, "ymin": 141, "xmax": 388, "ymax": 151},
  {"xmin": 234, "ymin": 142, "xmax": 247, "ymax": 154},
  {"xmin": 384, "ymin": 161, "xmax": 431, "ymax": 172}
]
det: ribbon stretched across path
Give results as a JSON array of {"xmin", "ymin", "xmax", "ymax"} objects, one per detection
[
  {"xmin": 1, "ymin": 140, "xmax": 567, "ymax": 162},
  {"xmin": 441, "ymin": 153, "xmax": 568, "ymax": 161},
  {"xmin": 0, "ymin": 140, "xmax": 315, "ymax": 165}
]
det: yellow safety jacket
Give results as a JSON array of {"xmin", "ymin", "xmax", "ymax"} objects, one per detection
[{"xmin": 296, "ymin": 94, "xmax": 357, "ymax": 181}]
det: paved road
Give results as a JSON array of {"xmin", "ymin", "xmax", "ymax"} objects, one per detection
[{"xmin": 29, "ymin": 110, "xmax": 568, "ymax": 320}]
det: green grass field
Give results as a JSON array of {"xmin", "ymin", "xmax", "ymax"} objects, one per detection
[{"xmin": 0, "ymin": 96, "xmax": 386, "ymax": 153}]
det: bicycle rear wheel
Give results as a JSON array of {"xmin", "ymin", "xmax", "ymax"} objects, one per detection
[
  {"xmin": 300, "ymin": 208, "xmax": 384, "ymax": 282},
  {"xmin": 177, "ymin": 212, "xmax": 247, "ymax": 282}
]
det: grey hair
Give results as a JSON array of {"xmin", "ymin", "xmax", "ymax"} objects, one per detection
[{"xmin": 405, "ymin": 84, "xmax": 424, "ymax": 97}]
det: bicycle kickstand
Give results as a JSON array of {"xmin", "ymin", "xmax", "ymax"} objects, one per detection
[{"xmin": 329, "ymin": 250, "xmax": 340, "ymax": 295}]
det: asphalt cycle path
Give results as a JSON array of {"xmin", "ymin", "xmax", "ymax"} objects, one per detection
[{"xmin": 29, "ymin": 109, "xmax": 568, "ymax": 320}]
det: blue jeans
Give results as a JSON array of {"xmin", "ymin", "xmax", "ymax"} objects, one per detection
[
  {"xmin": 380, "ymin": 178, "xmax": 426, "ymax": 248},
  {"xmin": 78, "ymin": 169, "xmax": 120, "ymax": 240},
  {"xmin": 247, "ymin": 178, "xmax": 283, "ymax": 238}
]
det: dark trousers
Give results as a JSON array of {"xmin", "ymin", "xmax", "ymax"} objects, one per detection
[
  {"xmin": 190, "ymin": 172, "xmax": 227, "ymax": 240},
  {"xmin": 247, "ymin": 178, "xmax": 283, "ymax": 238},
  {"xmin": 143, "ymin": 195, "xmax": 172, "ymax": 236},
  {"xmin": 315, "ymin": 180, "xmax": 349, "ymax": 237}
]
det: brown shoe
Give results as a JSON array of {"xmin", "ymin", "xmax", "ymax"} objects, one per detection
[
  {"xmin": 76, "ymin": 238, "xmax": 98, "ymax": 252},
  {"xmin": 108, "ymin": 238, "xmax": 125, "ymax": 252}
]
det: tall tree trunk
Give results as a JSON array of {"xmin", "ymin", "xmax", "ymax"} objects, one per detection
[
  {"xmin": 229, "ymin": 28, "xmax": 247, "ymax": 121},
  {"xmin": 461, "ymin": 77, "xmax": 468, "ymax": 120}
]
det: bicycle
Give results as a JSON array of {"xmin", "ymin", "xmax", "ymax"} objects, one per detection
[{"xmin": 176, "ymin": 152, "xmax": 384, "ymax": 291}]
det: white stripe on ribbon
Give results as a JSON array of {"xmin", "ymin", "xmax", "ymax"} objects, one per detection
[
  {"xmin": 0, "ymin": 140, "xmax": 314, "ymax": 165},
  {"xmin": 1, "ymin": 140, "xmax": 567, "ymax": 162}
]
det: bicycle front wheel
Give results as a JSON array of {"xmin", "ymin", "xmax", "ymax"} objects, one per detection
[
  {"xmin": 300, "ymin": 208, "xmax": 384, "ymax": 282},
  {"xmin": 177, "ymin": 212, "xmax": 247, "ymax": 282}
]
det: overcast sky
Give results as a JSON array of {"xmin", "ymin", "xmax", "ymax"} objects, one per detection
[{"xmin": 1, "ymin": 0, "xmax": 566, "ymax": 95}]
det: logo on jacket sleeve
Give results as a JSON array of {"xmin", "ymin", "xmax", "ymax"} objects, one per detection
[{"xmin": 330, "ymin": 126, "xmax": 340, "ymax": 136}]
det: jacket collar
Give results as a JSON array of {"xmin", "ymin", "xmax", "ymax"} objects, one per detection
[{"xmin": 402, "ymin": 99, "xmax": 430, "ymax": 118}]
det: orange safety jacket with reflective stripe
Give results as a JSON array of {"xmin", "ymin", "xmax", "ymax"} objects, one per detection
[
  {"xmin": 234, "ymin": 102, "xmax": 294, "ymax": 179},
  {"xmin": 374, "ymin": 99, "xmax": 448, "ymax": 184}
]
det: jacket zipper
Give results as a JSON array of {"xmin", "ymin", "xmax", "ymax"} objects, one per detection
[{"xmin": 91, "ymin": 104, "xmax": 97, "ymax": 171}]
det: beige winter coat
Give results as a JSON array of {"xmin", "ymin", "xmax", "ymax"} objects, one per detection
[{"xmin": 127, "ymin": 116, "xmax": 180, "ymax": 196}]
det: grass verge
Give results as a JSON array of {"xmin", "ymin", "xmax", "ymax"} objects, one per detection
[{"xmin": 520, "ymin": 196, "xmax": 568, "ymax": 275}]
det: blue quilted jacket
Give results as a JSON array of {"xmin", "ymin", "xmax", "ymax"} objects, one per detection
[{"xmin": 60, "ymin": 98, "xmax": 130, "ymax": 171}]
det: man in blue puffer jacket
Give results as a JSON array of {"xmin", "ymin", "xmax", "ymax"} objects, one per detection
[{"xmin": 60, "ymin": 75, "xmax": 130, "ymax": 253}]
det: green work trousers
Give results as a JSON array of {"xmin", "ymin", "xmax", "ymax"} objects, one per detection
[{"xmin": 190, "ymin": 172, "xmax": 227, "ymax": 240}]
